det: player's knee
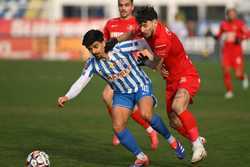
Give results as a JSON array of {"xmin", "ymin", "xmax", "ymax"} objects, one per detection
[
  {"xmin": 113, "ymin": 123, "xmax": 126, "ymax": 133},
  {"xmin": 235, "ymin": 71, "xmax": 243, "ymax": 80},
  {"xmin": 140, "ymin": 109, "xmax": 153, "ymax": 122},
  {"xmin": 171, "ymin": 102, "xmax": 185, "ymax": 114}
]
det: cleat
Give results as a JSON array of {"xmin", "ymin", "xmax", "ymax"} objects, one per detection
[
  {"xmin": 175, "ymin": 141, "xmax": 185, "ymax": 159},
  {"xmin": 130, "ymin": 155, "xmax": 149, "ymax": 167},
  {"xmin": 148, "ymin": 130, "xmax": 159, "ymax": 150},
  {"xmin": 199, "ymin": 136, "xmax": 207, "ymax": 145},
  {"xmin": 112, "ymin": 134, "xmax": 120, "ymax": 146},
  {"xmin": 243, "ymin": 74, "xmax": 249, "ymax": 90},
  {"xmin": 224, "ymin": 91, "xmax": 233, "ymax": 99},
  {"xmin": 191, "ymin": 144, "xmax": 207, "ymax": 164}
]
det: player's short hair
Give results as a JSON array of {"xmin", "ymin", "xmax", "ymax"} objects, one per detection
[
  {"xmin": 118, "ymin": 0, "xmax": 133, "ymax": 4},
  {"xmin": 135, "ymin": 6, "xmax": 158, "ymax": 24},
  {"xmin": 82, "ymin": 29, "xmax": 104, "ymax": 48},
  {"xmin": 226, "ymin": 7, "xmax": 237, "ymax": 15}
]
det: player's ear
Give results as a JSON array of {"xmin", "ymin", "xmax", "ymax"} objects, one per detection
[{"xmin": 152, "ymin": 20, "xmax": 157, "ymax": 28}]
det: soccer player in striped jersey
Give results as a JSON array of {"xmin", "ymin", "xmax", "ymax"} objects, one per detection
[
  {"xmin": 57, "ymin": 29, "xmax": 185, "ymax": 166},
  {"xmin": 102, "ymin": 0, "xmax": 159, "ymax": 149}
]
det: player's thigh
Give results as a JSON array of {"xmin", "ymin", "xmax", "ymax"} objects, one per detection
[
  {"xmin": 102, "ymin": 84, "xmax": 114, "ymax": 105},
  {"xmin": 173, "ymin": 76, "xmax": 199, "ymax": 112},
  {"xmin": 172, "ymin": 88, "xmax": 190, "ymax": 114}
]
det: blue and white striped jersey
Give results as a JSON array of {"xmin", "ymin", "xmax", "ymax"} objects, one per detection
[{"xmin": 83, "ymin": 40, "xmax": 152, "ymax": 94}]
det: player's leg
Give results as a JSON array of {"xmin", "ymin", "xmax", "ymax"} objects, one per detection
[
  {"xmin": 171, "ymin": 87, "xmax": 206, "ymax": 163},
  {"xmin": 168, "ymin": 111, "xmax": 189, "ymax": 139},
  {"xmin": 101, "ymin": 84, "xmax": 120, "ymax": 145},
  {"xmin": 136, "ymin": 87, "xmax": 184, "ymax": 159},
  {"xmin": 102, "ymin": 84, "xmax": 158, "ymax": 149},
  {"xmin": 233, "ymin": 49, "xmax": 248, "ymax": 90},
  {"xmin": 112, "ymin": 93, "xmax": 149, "ymax": 166},
  {"xmin": 167, "ymin": 111, "xmax": 207, "ymax": 145},
  {"xmin": 102, "ymin": 84, "xmax": 113, "ymax": 115},
  {"xmin": 131, "ymin": 106, "xmax": 159, "ymax": 150},
  {"xmin": 222, "ymin": 49, "xmax": 234, "ymax": 98}
]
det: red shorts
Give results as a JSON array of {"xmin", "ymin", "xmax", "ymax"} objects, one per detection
[
  {"xmin": 222, "ymin": 45, "xmax": 244, "ymax": 70},
  {"xmin": 165, "ymin": 74, "xmax": 200, "ymax": 113}
]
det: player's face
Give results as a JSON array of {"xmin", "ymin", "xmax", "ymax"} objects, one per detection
[
  {"xmin": 227, "ymin": 9, "xmax": 237, "ymax": 21},
  {"xmin": 139, "ymin": 20, "xmax": 157, "ymax": 39},
  {"xmin": 88, "ymin": 41, "xmax": 105, "ymax": 59},
  {"xmin": 118, "ymin": 0, "xmax": 134, "ymax": 19}
]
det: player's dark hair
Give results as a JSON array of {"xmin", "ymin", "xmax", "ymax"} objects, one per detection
[
  {"xmin": 82, "ymin": 29, "xmax": 104, "ymax": 48},
  {"xmin": 118, "ymin": 0, "xmax": 133, "ymax": 4},
  {"xmin": 226, "ymin": 8, "xmax": 237, "ymax": 15},
  {"xmin": 135, "ymin": 6, "xmax": 158, "ymax": 24}
]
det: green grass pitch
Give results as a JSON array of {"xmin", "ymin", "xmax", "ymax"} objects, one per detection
[{"xmin": 0, "ymin": 60, "xmax": 249, "ymax": 167}]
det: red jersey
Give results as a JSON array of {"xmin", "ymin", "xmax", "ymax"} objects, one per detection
[
  {"xmin": 103, "ymin": 16, "xmax": 138, "ymax": 40},
  {"xmin": 146, "ymin": 22, "xmax": 198, "ymax": 82},
  {"xmin": 217, "ymin": 19, "xmax": 248, "ymax": 47}
]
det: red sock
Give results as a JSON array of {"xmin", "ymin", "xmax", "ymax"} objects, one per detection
[
  {"xmin": 176, "ymin": 125, "xmax": 190, "ymax": 139},
  {"xmin": 224, "ymin": 71, "xmax": 233, "ymax": 91},
  {"xmin": 130, "ymin": 108, "xmax": 150, "ymax": 129},
  {"xmin": 178, "ymin": 110, "xmax": 199, "ymax": 142}
]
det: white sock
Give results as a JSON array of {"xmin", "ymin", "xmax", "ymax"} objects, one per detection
[
  {"xmin": 192, "ymin": 137, "xmax": 202, "ymax": 147},
  {"xmin": 167, "ymin": 135, "xmax": 175, "ymax": 144},
  {"xmin": 146, "ymin": 126, "xmax": 154, "ymax": 133},
  {"xmin": 136, "ymin": 152, "xmax": 146, "ymax": 160}
]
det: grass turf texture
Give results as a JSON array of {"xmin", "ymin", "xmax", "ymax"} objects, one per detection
[{"xmin": 0, "ymin": 60, "xmax": 249, "ymax": 167}]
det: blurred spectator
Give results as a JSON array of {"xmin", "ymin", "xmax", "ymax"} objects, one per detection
[
  {"xmin": 186, "ymin": 20, "xmax": 197, "ymax": 37},
  {"xmin": 170, "ymin": 12, "xmax": 188, "ymax": 39}
]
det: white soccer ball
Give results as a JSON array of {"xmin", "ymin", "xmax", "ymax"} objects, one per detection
[{"xmin": 26, "ymin": 150, "xmax": 50, "ymax": 167}]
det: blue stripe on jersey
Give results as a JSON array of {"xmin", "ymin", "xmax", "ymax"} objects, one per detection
[
  {"xmin": 113, "ymin": 56, "xmax": 136, "ymax": 93},
  {"xmin": 102, "ymin": 60, "xmax": 127, "ymax": 92},
  {"xmin": 99, "ymin": 60, "xmax": 125, "ymax": 92},
  {"xmin": 112, "ymin": 53, "xmax": 137, "ymax": 92},
  {"xmin": 117, "ymin": 52, "xmax": 144, "ymax": 87},
  {"xmin": 125, "ymin": 52, "xmax": 150, "ymax": 85},
  {"xmin": 116, "ymin": 40, "xmax": 139, "ymax": 53}
]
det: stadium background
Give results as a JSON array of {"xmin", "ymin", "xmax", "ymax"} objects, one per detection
[
  {"xmin": 0, "ymin": 0, "xmax": 250, "ymax": 60},
  {"xmin": 0, "ymin": 0, "xmax": 249, "ymax": 167}
]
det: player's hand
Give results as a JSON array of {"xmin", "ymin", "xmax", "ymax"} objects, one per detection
[
  {"xmin": 234, "ymin": 37, "xmax": 241, "ymax": 44},
  {"xmin": 137, "ymin": 53, "xmax": 149, "ymax": 66},
  {"xmin": 57, "ymin": 96, "xmax": 69, "ymax": 108},
  {"xmin": 105, "ymin": 38, "xmax": 118, "ymax": 52},
  {"xmin": 160, "ymin": 64, "xmax": 169, "ymax": 78}
]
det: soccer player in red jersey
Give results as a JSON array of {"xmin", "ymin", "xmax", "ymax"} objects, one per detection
[
  {"xmin": 134, "ymin": 6, "xmax": 207, "ymax": 164},
  {"xmin": 102, "ymin": 0, "xmax": 159, "ymax": 149},
  {"xmin": 106, "ymin": 6, "xmax": 207, "ymax": 163},
  {"xmin": 215, "ymin": 8, "xmax": 249, "ymax": 99}
]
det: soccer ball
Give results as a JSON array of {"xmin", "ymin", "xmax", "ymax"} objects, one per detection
[{"xmin": 26, "ymin": 150, "xmax": 50, "ymax": 167}]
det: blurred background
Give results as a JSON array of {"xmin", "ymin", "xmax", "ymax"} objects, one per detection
[{"xmin": 0, "ymin": 0, "xmax": 250, "ymax": 61}]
